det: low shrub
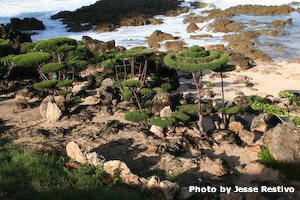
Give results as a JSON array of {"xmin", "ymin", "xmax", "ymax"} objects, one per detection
[
  {"xmin": 42, "ymin": 63, "xmax": 65, "ymax": 73},
  {"xmin": 250, "ymin": 101, "xmax": 288, "ymax": 115},
  {"xmin": 161, "ymin": 83, "xmax": 172, "ymax": 93},
  {"xmin": 122, "ymin": 80, "xmax": 141, "ymax": 88},
  {"xmin": 139, "ymin": 88, "xmax": 153, "ymax": 95},
  {"xmin": 66, "ymin": 97, "xmax": 81, "ymax": 105},
  {"xmin": 56, "ymin": 90, "xmax": 71, "ymax": 96},
  {"xmin": 172, "ymin": 111, "xmax": 190, "ymax": 121},
  {"xmin": 246, "ymin": 95, "xmax": 263, "ymax": 102},
  {"xmin": 177, "ymin": 104, "xmax": 206, "ymax": 115},
  {"xmin": 145, "ymin": 100, "xmax": 153, "ymax": 107},
  {"xmin": 123, "ymin": 89, "xmax": 133, "ymax": 100},
  {"xmin": 33, "ymin": 80, "xmax": 58, "ymax": 90},
  {"xmin": 56, "ymin": 79, "xmax": 74, "ymax": 88},
  {"xmin": 218, "ymin": 106, "xmax": 241, "ymax": 115},
  {"xmin": 124, "ymin": 110, "xmax": 151, "ymax": 122},
  {"xmin": 150, "ymin": 117, "xmax": 177, "ymax": 127}
]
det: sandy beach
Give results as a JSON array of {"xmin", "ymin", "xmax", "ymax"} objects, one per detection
[{"xmin": 174, "ymin": 60, "xmax": 300, "ymax": 103}]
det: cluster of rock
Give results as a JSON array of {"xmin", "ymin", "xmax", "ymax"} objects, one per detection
[
  {"xmin": 50, "ymin": 0, "xmax": 182, "ymax": 32},
  {"xmin": 0, "ymin": 24, "xmax": 31, "ymax": 52}
]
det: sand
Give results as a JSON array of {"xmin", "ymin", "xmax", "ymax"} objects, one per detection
[{"xmin": 173, "ymin": 61, "xmax": 300, "ymax": 103}]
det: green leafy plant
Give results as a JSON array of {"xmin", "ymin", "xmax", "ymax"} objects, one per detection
[
  {"xmin": 279, "ymin": 91, "xmax": 300, "ymax": 105},
  {"xmin": 150, "ymin": 117, "xmax": 177, "ymax": 127},
  {"xmin": 250, "ymin": 101, "xmax": 289, "ymax": 115},
  {"xmin": 290, "ymin": 117, "xmax": 300, "ymax": 126}
]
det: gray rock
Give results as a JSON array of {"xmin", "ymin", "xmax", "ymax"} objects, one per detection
[
  {"xmin": 97, "ymin": 78, "xmax": 115, "ymax": 105},
  {"xmin": 212, "ymin": 130, "xmax": 236, "ymax": 144},
  {"xmin": 160, "ymin": 106, "xmax": 172, "ymax": 117},
  {"xmin": 159, "ymin": 180, "xmax": 180, "ymax": 200},
  {"xmin": 250, "ymin": 113, "xmax": 270, "ymax": 133},
  {"xmin": 152, "ymin": 92, "xmax": 171, "ymax": 115},
  {"xmin": 150, "ymin": 125, "xmax": 164, "ymax": 138},
  {"xmin": 238, "ymin": 130, "xmax": 255, "ymax": 145},
  {"xmin": 261, "ymin": 123, "xmax": 300, "ymax": 163}
]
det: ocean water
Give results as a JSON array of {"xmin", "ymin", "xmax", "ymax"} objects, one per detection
[{"xmin": 0, "ymin": 0, "xmax": 299, "ymax": 61}]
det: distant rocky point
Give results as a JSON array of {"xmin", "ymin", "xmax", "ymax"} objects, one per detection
[{"xmin": 50, "ymin": 0, "xmax": 183, "ymax": 32}]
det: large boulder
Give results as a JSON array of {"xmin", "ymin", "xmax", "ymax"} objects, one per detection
[
  {"xmin": 147, "ymin": 30, "xmax": 176, "ymax": 48},
  {"xmin": 93, "ymin": 22, "xmax": 116, "ymax": 32},
  {"xmin": 40, "ymin": 96, "xmax": 62, "ymax": 123},
  {"xmin": 81, "ymin": 36, "xmax": 115, "ymax": 53},
  {"xmin": 206, "ymin": 19, "xmax": 244, "ymax": 33},
  {"xmin": 152, "ymin": 92, "xmax": 171, "ymax": 114},
  {"xmin": 260, "ymin": 123, "xmax": 300, "ymax": 163},
  {"xmin": 7, "ymin": 18, "xmax": 45, "ymax": 31},
  {"xmin": 250, "ymin": 113, "xmax": 270, "ymax": 133},
  {"xmin": 66, "ymin": 141, "xmax": 86, "ymax": 164},
  {"xmin": 97, "ymin": 78, "xmax": 115, "ymax": 105},
  {"xmin": 270, "ymin": 18, "xmax": 292, "ymax": 27},
  {"xmin": 186, "ymin": 22, "xmax": 199, "ymax": 33}
]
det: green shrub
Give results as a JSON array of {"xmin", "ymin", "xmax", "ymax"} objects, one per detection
[
  {"xmin": 67, "ymin": 60, "xmax": 89, "ymax": 68},
  {"xmin": 57, "ymin": 44, "xmax": 76, "ymax": 52},
  {"xmin": 145, "ymin": 100, "xmax": 153, "ymax": 107},
  {"xmin": 250, "ymin": 101, "xmax": 288, "ymax": 115},
  {"xmin": 172, "ymin": 111, "xmax": 190, "ymax": 121},
  {"xmin": 42, "ymin": 63, "xmax": 65, "ymax": 73},
  {"xmin": 20, "ymin": 42, "xmax": 34, "ymax": 54},
  {"xmin": 139, "ymin": 88, "xmax": 153, "ymax": 95},
  {"xmin": 13, "ymin": 52, "xmax": 52, "ymax": 67},
  {"xmin": 246, "ymin": 95, "xmax": 263, "ymax": 102},
  {"xmin": 122, "ymin": 80, "xmax": 141, "ymax": 88},
  {"xmin": 56, "ymin": 90, "xmax": 71, "ymax": 96},
  {"xmin": 279, "ymin": 91, "xmax": 300, "ymax": 105},
  {"xmin": 123, "ymin": 89, "xmax": 133, "ymax": 100},
  {"xmin": 33, "ymin": 80, "xmax": 58, "ymax": 90},
  {"xmin": 56, "ymin": 79, "xmax": 74, "ymax": 88},
  {"xmin": 218, "ymin": 106, "xmax": 241, "ymax": 115},
  {"xmin": 161, "ymin": 83, "xmax": 172, "ymax": 93},
  {"xmin": 35, "ymin": 37, "xmax": 77, "ymax": 53},
  {"xmin": 124, "ymin": 110, "xmax": 151, "ymax": 122},
  {"xmin": 150, "ymin": 117, "xmax": 177, "ymax": 127},
  {"xmin": 212, "ymin": 104, "xmax": 221, "ymax": 112},
  {"xmin": 66, "ymin": 97, "xmax": 81, "ymax": 105},
  {"xmin": 290, "ymin": 117, "xmax": 300, "ymax": 126},
  {"xmin": 177, "ymin": 104, "xmax": 206, "ymax": 115}
]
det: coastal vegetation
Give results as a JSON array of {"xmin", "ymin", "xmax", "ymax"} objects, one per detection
[{"xmin": 1, "ymin": 1, "xmax": 300, "ymax": 198}]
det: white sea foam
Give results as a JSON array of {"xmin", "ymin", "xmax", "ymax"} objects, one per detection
[{"xmin": 0, "ymin": 0, "xmax": 299, "ymax": 61}]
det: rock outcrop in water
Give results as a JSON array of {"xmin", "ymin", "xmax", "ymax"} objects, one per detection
[
  {"xmin": 5, "ymin": 18, "xmax": 45, "ymax": 31},
  {"xmin": 51, "ymin": 0, "xmax": 181, "ymax": 32}
]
